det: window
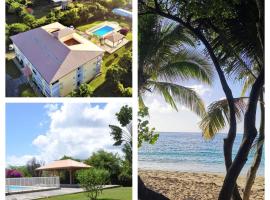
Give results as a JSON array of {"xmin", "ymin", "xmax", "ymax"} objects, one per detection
[
  {"xmin": 32, "ymin": 69, "xmax": 37, "ymax": 75},
  {"xmin": 77, "ymin": 81, "xmax": 81, "ymax": 87},
  {"xmin": 78, "ymin": 74, "xmax": 80, "ymax": 78}
]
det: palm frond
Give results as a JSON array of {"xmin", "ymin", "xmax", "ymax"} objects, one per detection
[
  {"xmin": 158, "ymin": 50, "xmax": 213, "ymax": 84},
  {"xmin": 241, "ymin": 75, "xmax": 256, "ymax": 96},
  {"xmin": 148, "ymin": 80, "xmax": 206, "ymax": 116},
  {"xmin": 199, "ymin": 97, "xmax": 247, "ymax": 140}
]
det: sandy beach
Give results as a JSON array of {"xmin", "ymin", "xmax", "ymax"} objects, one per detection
[{"xmin": 139, "ymin": 170, "xmax": 264, "ymax": 200}]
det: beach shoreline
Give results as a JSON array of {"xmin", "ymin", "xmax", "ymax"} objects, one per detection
[{"xmin": 139, "ymin": 170, "xmax": 264, "ymax": 200}]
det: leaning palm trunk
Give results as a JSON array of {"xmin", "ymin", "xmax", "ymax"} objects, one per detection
[
  {"xmin": 218, "ymin": 70, "xmax": 264, "ymax": 200},
  {"xmin": 243, "ymin": 92, "xmax": 264, "ymax": 200}
]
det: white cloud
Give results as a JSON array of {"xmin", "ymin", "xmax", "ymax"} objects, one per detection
[
  {"xmin": 188, "ymin": 84, "xmax": 211, "ymax": 96},
  {"xmin": 142, "ymin": 95, "xmax": 201, "ymax": 132},
  {"xmin": 7, "ymin": 103, "xmax": 128, "ymax": 166},
  {"xmin": 7, "ymin": 155, "xmax": 41, "ymax": 167}
]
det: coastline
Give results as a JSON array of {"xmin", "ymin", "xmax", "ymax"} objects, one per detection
[{"xmin": 139, "ymin": 170, "xmax": 264, "ymax": 200}]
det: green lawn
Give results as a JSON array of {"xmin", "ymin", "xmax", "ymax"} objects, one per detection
[
  {"xmin": 6, "ymin": 58, "xmax": 22, "ymax": 79},
  {"xmin": 89, "ymin": 42, "xmax": 132, "ymax": 97},
  {"xmin": 39, "ymin": 187, "xmax": 132, "ymax": 200},
  {"xmin": 77, "ymin": 18, "xmax": 132, "ymax": 96},
  {"xmin": 18, "ymin": 83, "xmax": 37, "ymax": 97}
]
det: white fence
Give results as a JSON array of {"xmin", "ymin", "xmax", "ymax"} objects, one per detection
[{"xmin": 6, "ymin": 177, "xmax": 60, "ymax": 194}]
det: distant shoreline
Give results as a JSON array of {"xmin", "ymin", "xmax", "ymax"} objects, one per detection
[
  {"xmin": 139, "ymin": 170, "xmax": 264, "ymax": 200},
  {"xmin": 155, "ymin": 131, "xmax": 244, "ymax": 135}
]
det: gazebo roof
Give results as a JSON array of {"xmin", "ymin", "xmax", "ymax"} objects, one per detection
[
  {"xmin": 105, "ymin": 32, "xmax": 125, "ymax": 43},
  {"xmin": 36, "ymin": 159, "xmax": 91, "ymax": 170}
]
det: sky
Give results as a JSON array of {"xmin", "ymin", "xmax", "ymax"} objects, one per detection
[
  {"xmin": 6, "ymin": 103, "xmax": 130, "ymax": 166},
  {"xmin": 143, "ymin": 64, "xmax": 260, "ymax": 133}
]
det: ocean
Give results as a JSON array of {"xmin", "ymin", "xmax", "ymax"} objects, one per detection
[{"xmin": 139, "ymin": 132, "xmax": 264, "ymax": 175}]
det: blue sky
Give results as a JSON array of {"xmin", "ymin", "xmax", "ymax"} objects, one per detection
[
  {"xmin": 144, "ymin": 57, "xmax": 260, "ymax": 133},
  {"xmin": 6, "ymin": 103, "xmax": 126, "ymax": 166},
  {"xmin": 6, "ymin": 103, "xmax": 50, "ymax": 157}
]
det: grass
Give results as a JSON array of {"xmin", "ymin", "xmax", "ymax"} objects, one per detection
[
  {"xmin": 18, "ymin": 83, "xmax": 37, "ymax": 97},
  {"xmin": 39, "ymin": 187, "xmax": 132, "ymax": 200},
  {"xmin": 6, "ymin": 58, "xmax": 22, "ymax": 79},
  {"xmin": 89, "ymin": 42, "xmax": 132, "ymax": 97}
]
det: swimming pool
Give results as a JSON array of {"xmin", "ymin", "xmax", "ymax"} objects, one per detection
[
  {"xmin": 93, "ymin": 25, "xmax": 114, "ymax": 37},
  {"xmin": 6, "ymin": 185, "xmax": 36, "ymax": 193}
]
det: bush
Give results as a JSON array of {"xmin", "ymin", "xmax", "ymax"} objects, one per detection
[
  {"xmin": 6, "ymin": 169, "xmax": 22, "ymax": 178},
  {"xmin": 8, "ymin": 23, "xmax": 30, "ymax": 36},
  {"xmin": 77, "ymin": 168, "xmax": 110, "ymax": 200},
  {"xmin": 85, "ymin": 150, "xmax": 121, "ymax": 184},
  {"xmin": 22, "ymin": 13, "xmax": 36, "ymax": 27},
  {"xmin": 60, "ymin": 8, "xmax": 80, "ymax": 26},
  {"xmin": 105, "ymin": 64, "xmax": 126, "ymax": 85},
  {"xmin": 119, "ymin": 28, "xmax": 129, "ymax": 36},
  {"xmin": 117, "ymin": 83, "xmax": 132, "ymax": 97},
  {"xmin": 70, "ymin": 83, "xmax": 93, "ymax": 97},
  {"xmin": 118, "ymin": 160, "xmax": 132, "ymax": 186},
  {"xmin": 8, "ymin": 2, "xmax": 21, "ymax": 14}
]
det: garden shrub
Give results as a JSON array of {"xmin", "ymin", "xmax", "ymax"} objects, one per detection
[
  {"xmin": 117, "ymin": 83, "xmax": 132, "ymax": 97},
  {"xmin": 8, "ymin": 23, "xmax": 30, "ymax": 36},
  {"xmin": 77, "ymin": 168, "xmax": 109, "ymax": 200},
  {"xmin": 85, "ymin": 150, "xmax": 122, "ymax": 185},
  {"xmin": 6, "ymin": 169, "xmax": 22, "ymax": 178},
  {"xmin": 119, "ymin": 28, "xmax": 129, "ymax": 36},
  {"xmin": 118, "ymin": 160, "xmax": 132, "ymax": 186}
]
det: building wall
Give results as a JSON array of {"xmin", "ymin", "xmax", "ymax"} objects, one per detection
[
  {"xmin": 58, "ymin": 55, "xmax": 103, "ymax": 96},
  {"xmin": 13, "ymin": 44, "xmax": 103, "ymax": 97},
  {"xmin": 58, "ymin": 70, "xmax": 77, "ymax": 96},
  {"xmin": 14, "ymin": 44, "xmax": 51, "ymax": 96}
]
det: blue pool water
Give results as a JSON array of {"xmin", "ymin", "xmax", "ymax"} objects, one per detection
[
  {"xmin": 6, "ymin": 185, "xmax": 35, "ymax": 192},
  {"xmin": 93, "ymin": 26, "xmax": 114, "ymax": 37},
  {"xmin": 139, "ymin": 132, "xmax": 265, "ymax": 175}
]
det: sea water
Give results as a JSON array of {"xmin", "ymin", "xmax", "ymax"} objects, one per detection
[{"xmin": 139, "ymin": 132, "xmax": 264, "ymax": 175}]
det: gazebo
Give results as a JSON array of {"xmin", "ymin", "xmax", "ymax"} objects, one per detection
[
  {"xmin": 104, "ymin": 32, "xmax": 125, "ymax": 48},
  {"xmin": 36, "ymin": 159, "xmax": 91, "ymax": 184}
]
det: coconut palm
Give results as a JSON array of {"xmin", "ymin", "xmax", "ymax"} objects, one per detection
[
  {"xmin": 199, "ymin": 66, "xmax": 264, "ymax": 200},
  {"xmin": 138, "ymin": 14, "xmax": 213, "ymax": 200},
  {"xmin": 139, "ymin": 14, "xmax": 213, "ymax": 115}
]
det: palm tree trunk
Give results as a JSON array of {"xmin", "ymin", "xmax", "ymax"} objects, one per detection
[
  {"xmin": 144, "ymin": 8, "xmax": 242, "ymax": 199},
  {"xmin": 218, "ymin": 70, "xmax": 264, "ymax": 200},
  {"xmin": 242, "ymin": 92, "xmax": 264, "ymax": 200},
  {"xmin": 138, "ymin": 176, "xmax": 170, "ymax": 200}
]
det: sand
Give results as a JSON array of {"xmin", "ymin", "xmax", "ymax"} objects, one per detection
[{"xmin": 139, "ymin": 170, "xmax": 264, "ymax": 200}]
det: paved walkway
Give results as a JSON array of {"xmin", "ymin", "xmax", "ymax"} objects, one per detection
[
  {"xmin": 100, "ymin": 39, "xmax": 130, "ymax": 54},
  {"xmin": 6, "ymin": 185, "xmax": 119, "ymax": 200}
]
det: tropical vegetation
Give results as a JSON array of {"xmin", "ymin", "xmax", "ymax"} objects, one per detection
[
  {"xmin": 138, "ymin": 12, "xmax": 213, "ymax": 199},
  {"xmin": 138, "ymin": 0, "xmax": 264, "ymax": 200},
  {"xmin": 6, "ymin": 0, "xmax": 132, "ymax": 97},
  {"xmin": 109, "ymin": 105, "xmax": 132, "ymax": 186},
  {"xmin": 77, "ymin": 168, "xmax": 110, "ymax": 200}
]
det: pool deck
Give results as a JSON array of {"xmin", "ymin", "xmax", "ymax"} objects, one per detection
[
  {"xmin": 100, "ymin": 39, "xmax": 130, "ymax": 54},
  {"xmin": 6, "ymin": 185, "xmax": 120, "ymax": 200}
]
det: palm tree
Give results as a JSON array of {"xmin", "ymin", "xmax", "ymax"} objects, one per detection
[
  {"xmin": 139, "ymin": 1, "xmax": 264, "ymax": 199},
  {"xmin": 138, "ymin": 14, "xmax": 213, "ymax": 200},
  {"xmin": 199, "ymin": 66, "xmax": 264, "ymax": 200},
  {"xmin": 139, "ymin": 14, "xmax": 213, "ymax": 114}
]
